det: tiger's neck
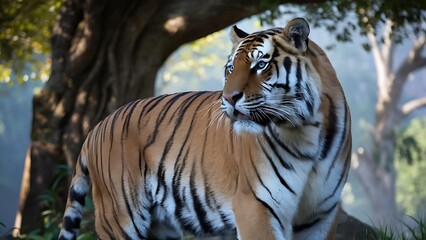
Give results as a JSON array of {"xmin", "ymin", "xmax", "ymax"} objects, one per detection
[{"xmin": 262, "ymin": 120, "xmax": 322, "ymax": 161}]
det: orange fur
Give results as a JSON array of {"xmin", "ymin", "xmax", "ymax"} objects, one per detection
[{"xmin": 60, "ymin": 18, "xmax": 351, "ymax": 240}]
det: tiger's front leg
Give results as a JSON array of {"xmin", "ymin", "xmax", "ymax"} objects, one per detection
[
  {"xmin": 292, "ymin": 153, "xmax": 350, "ymax": 240},
  {"xmin": 232, "ymin": 174, "xmax": 292, "ymax": 240}
]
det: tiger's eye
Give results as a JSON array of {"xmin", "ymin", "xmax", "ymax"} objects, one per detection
[
  {"xmin": 254, "ymin": 61, "xmax": 268, "ymax": 70},
  {"xmin": 228, "ymin": 65, "xmax": 234, "ymax": 73}
]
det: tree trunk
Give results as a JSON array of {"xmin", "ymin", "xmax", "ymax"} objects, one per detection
[
  {"xmin": 352, "ymin": 26, "xmax": 426, "ymax": 229},
  {"xmin": 19, "ymin": 0, "xmax": 326, "ymax": 233}
]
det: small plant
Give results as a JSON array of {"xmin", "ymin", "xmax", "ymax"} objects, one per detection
[
  {"xmin": 17, "ymin": 164, "xmax": 96, "ymax": 240},
  {"xmin": 367, "ymin": 215, "xmax": 426, "ymax": 240}
]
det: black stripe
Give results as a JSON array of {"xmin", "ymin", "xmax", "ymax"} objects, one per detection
[
  {"xmin": 255, "ymin": 37, "xmax": 264, "ymax": 44},
  {"xmin": 293, "ymin": 202, "xmax": 338, "ymax": 233},
  {"xmin": 94, "ymin": 125, "xmax": 119, "ymax": 239},
  {"xmin": 326, "ymin": 102, "xmax": 348, "ymax": 180},
  {"xmin": 295, "ymin": 58, "xmax": 303, "ymax": 100},
  {"xmin": 263, "ymin": 134, "xmax": 294, "ymax": 170},
  {"xmin": 252, "ymin": 191, "xmax": 284, "ymax": 230},
  {"xmin": 160, "ymin": 92, "xmax": 214, "ymax": 208},
  {"xmin": 109, "ymin": 106, "xmax": 124, "ymax": 150},
  {"xmin": 121, "ymin": 139, "xmax": 145, "ymax": 239},
  {"xmin": 200, "ymin": 116, "xmax": 215, "ymax": 210},
  {"xmin": 283, "ymin": 56, "xmax": 292, "ymax": 92},
  {"xmin": 175, "ymin": 151, "xmax": 199, "ymax": 233},
  {"xmin": 121, "ymin": 182, "xmax": 146, "ymax": 239},
  {"xmin": 320, "ymin": 202, "xmax": 338, "ymax": 216},
  {"xmin": 137, "ymin": 95, "xmax": 166, "ymax": 129},
  {"xmin": 156, "ymin": 92, "xmax": 207, "ymax": 198},
  {"xmin": 249, "ymin": 156, "xmax": 279, "ymax": 204},
  {"xmin": 259, "ymin": 141, "xmax": 295, "ymax": 194},
  {"xmin": 293, "ymin": 218, "xmax": 321, "ymax": 232},
  {"xmin": 304, "ymin": 81, "xmax": 314, "ymax": 116},
  {"xmin": 96, "ymin": 183, "xmax": 116, "ymax": 239},
  {"xmin": 122, "ymin": 100, "xmax": 141, "ymax": 138},
  {"xmin": 96, "ymin": 109, "xmax": 130, "ymax": 240},
  {"xmin": 190, "ymin": 162, "xmax": 212, "ymax": 233},
  {"xmin": 266, "ymin": 125, "xmax": 315, "ymax": 160},
  {"xmin": 107, "ymin": 109, "xmax": 132, "ymax": 239},
  {"xmin": 142, "ymin": 95, "xmax": 181, "ymax": 152},
  {"xmin": 320, "ymin": 94, "xmax": 337, "ymax": 160},
  {"xmin": 80, "ymin": 159, "xmax": 89, "ymax": 176},
  {"xmin": 143, "ymin": 93, "xmax": 193, "ymax": 197},
  {"xmin": 273, "ymin": 57, "xmax": 280, "ymax": 79},
  {"xmin": 138, "ymin": 148, "xmax": 143, "ymax": 177},
  {"xmin": 69, "ymin": 187, "xmax": 85, "ymax": 206},
  {"xmin": 243, "ymin": 167, "xmax": 284, "ymax": 231},
  {"xmin": 63, "ymin": 215, "xmax": 81, "ymax": 231},
  {"xmin": 320, "ymin": 147, "xmax": 351, "ymax": 205},
  {"xmin": 173, "ymin": 149, "xmax": 190, "ymax": 229},
  {"xmin": 145, "ymin": 94, "xmax": 170, "ymax": 114}
]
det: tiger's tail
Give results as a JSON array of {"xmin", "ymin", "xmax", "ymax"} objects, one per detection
[{"xmin": 58, "ymin": 149, "xmax": 90, "ymax": 240}]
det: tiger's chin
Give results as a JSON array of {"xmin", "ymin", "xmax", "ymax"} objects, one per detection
[{"xmin": 232, "ymin": 119, "xmax": 264, "ymax": 135}]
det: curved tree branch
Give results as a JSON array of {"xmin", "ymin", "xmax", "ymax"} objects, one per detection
[
  {"xmin": 393, "ymin": 35, "xmax": 426, "ymax": 95},
  {"xmin": 401, "ymin": 97, "xmax": 426, "ymax": 118}
]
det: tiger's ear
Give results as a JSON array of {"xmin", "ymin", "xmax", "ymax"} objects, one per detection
[
  {"xmin": 284, "ymin": 18, "xmax": 310, "ymax": 52},
  {"xmin": 230, "ymin": 25, "xmax": 248, "ymax": 44}
]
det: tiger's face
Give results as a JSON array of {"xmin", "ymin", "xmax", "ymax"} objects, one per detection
[{"xmin": 222, "ymin": 18, "xmax": 322, "ymax": 134}]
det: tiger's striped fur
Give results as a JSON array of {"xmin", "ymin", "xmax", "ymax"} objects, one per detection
[{"xmin": 59, "ymin": 18, "xmax": 351, "ymax": 240}]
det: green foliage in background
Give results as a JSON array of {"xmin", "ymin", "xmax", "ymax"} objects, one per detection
[
  {"xmin": 260, "ymin": 0, "xmax": 426, "ymax": 50},
  {"xmin": 395, "ymin": 117, "xmax": 426, "ymax": 216},
  {"xmin": 299, "ymin": 0, "xmax": 425, "ymax": 42},
  {"xmin": 0, "ymin": 0, "xmax": 61, "ymax": 84},
  {"xmin": 157, "ymin": 30, "xmax": 231, "ymax": 94}
]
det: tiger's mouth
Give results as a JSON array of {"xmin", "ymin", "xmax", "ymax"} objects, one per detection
[{"xmin": 227, "ymin": 109, "xmax": 271, "ymax": 126}]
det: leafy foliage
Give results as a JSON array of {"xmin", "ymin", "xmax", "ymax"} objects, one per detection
[
  {"xmin": 395, "ymin": 118, "xmax": 426, "ymax": 216},
  {"xmin": 0, "ymin": 0, "xmax": 61, "ymax": 84},
  {"xmin": 262, "ymin": 0, "xmax": 426, "ymax": 49}
]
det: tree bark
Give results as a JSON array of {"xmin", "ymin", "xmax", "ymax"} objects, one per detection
[{"xmin": 18, "ymin": 0, "xmax": 326, "ymax": 234}]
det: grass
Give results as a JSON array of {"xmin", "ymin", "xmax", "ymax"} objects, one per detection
[{"xmin": 367, "ymin": 216, "xmax": 426, "ymax": 240}]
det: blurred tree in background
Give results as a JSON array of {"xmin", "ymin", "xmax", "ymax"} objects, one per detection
[{"xmin": 297, "ymin": 1, "xmax": 426, "ymax": 228}]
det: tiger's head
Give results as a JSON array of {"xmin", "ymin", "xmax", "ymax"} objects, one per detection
[{"xmin": 222, "ymin": 18, "xmax": 325, "ymax": 134}]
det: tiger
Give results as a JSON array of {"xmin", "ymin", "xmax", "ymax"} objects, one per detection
[{"xmin": 58, "ymin": 18, "xmax": 351, "ymax": 240}]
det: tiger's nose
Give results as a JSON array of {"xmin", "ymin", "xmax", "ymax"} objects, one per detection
[{"xmin": 223, "ymin": 92, "xmax": 243, "ymax": 106}]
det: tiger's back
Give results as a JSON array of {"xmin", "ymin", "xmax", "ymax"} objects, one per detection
[{"xmin": 59, "ymin": 18, "xmax": 351, "ymax": 240}]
